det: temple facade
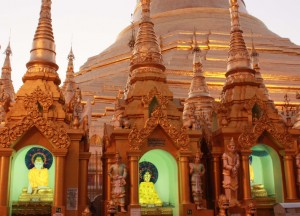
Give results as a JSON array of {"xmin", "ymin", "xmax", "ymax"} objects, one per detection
[
  {"xmin": 0, "ymin": 1, "xmax": 90, "ymax": 216},
  {"xmin": 1, "ymin": 0, "xmax": 300, "ymax": 216}
]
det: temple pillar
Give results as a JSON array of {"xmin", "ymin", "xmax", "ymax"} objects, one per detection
[
  {"xmin": 212, "ymin": 153, "xmax": 221, "ymax": 202},
  {"xmin": 240, "ymin": 150, "xmax": 252, "ymax": 202},
  {"xmin": 127, "ymin": 151, "xmax": 141, "ymax": 208},
  {"xmin": 52, "ymin": 149, "xmax": 68, "ymax": 215},
  {"xmin": 178, "ymin": 151, "xmax": 192, "ymax": 204},
  {"xmin": 283, "ymin": 150, "xmax": 297, "ymax": 201},
  {"xmin": 0, "ymin": 148, "xmax": 13, "ymax": 216},
  {"xmin": 78, "ymin": 152, "xmax": 91, "ymax": 213}
]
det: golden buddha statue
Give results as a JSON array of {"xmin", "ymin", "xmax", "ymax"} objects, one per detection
[
  {"xmin": 139, "ymin": 171, "xmax": 162, "ymax": 207},
  {"xmin": 19, "ymin": 155, "xmax": 53, "ymax": 202}
]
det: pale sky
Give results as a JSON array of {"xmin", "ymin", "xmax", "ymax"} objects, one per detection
[{"xmin": 0, "ymin": 0, "xmax": 299, "ymax": 91}]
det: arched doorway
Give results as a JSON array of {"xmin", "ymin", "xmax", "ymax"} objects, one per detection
[
  {"xmin": 139, "ymin": 149, "xmax": 179, "ymax": 215},
  {"xmin": 9, "ymin": 145, "xmax": 55, "ymax": 214},
  {"xmin": 250, "ymin": 144, "xmax": 283, "ymax": 203}
]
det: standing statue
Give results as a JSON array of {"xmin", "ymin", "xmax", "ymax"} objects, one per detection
[
  {"xmin": 108, "ymin": 153, "xmax": 127, "ymax": 212},
  {"xmin": 296, "ymin": 153, "xmax": 300, "ymax": 193},
  {"xmin": 189, "ymin": 151, "xmax": 205, "ymax": 209},
  {"xmin": 222, "ymin": 137, "xmax": 240, "ymax": 206}
]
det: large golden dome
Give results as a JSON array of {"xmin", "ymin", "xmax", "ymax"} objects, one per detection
[{"xmin": 76, "ymin": 0, "xmax": 300, "ymax": 125}]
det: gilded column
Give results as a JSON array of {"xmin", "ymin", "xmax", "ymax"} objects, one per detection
[
  {"xmin": 52, "ymin": 149, "xmax": 68, "ymax": 214},
  {"xmin": 240, "ymin": 150, "xmax": 252, "ymax": 201},
  {"xmin": 0, "ymin": 148, "xmax": 13, "ymax": 216},
  {"xmin": 178, "ymin": 151, "xmax": 192, "ymax": 204},
  {"xmin": 283, "ymin": 150, "xmax": 297, "ymax": 200},
  {"xmin": 212, "ymin": 152, "xmax": 221, "ymax": 201},
  {"xmin": 127, "ymin": 151, "xmax": 141, "ymax": 207},
  {"xmin": 79, "ymin": 152, "xmax": 91, "ymax": 212}
]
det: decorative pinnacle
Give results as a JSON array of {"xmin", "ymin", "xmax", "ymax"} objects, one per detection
[
  {"xmin": 4, "ymin": 42, "xmax": 12, "ymax": 56},
  {"xmin": 250, "ymin": 34, "xmax": 259, "ymax": 70},
  {"xmin": 226, "ymin": 0, "xmax": 251, "ymax": 72},
  {"xmin": 26, "ymin": 0, "xmax": 58, "ymax": 71},
  {"xmin": 229, "ymin": 0, "xmax": 240, "ymax": 31},
  {"xmin": 2, "ymin": 42, "xmax": 12, "ymax": 78},
  {"xmin": 188, "ymin": 31, "xmax": 210, "ymax": 98},
  {"xmin": 130, "ymin": 0, "xmax": 165, "ymax": 72},
  {"xmin": 141, "ymin": 0, "xmax": 151, "ymax": 21},
  {"xmin": 192, "ymin": 28, "xmax": 200, "ymax": 53}
]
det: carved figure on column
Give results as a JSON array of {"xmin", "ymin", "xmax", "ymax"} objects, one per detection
[
  {"xmin": 296, "ymin": 153, "xmax": 300, "ymax": 193},
  {"xmin": 108, "ymin": 153, "xmax": 127, "ymax": 212},
  {"xmin": 189, "ymin": 151, "xmax": 205, "ymax": 209},
  {"xmin": 222, "ymin": 137, "xmax": 240, "ymax": 206},
  {"xmin": 217, "ymin": 194, "xmax": 229, "ymax": 216}
]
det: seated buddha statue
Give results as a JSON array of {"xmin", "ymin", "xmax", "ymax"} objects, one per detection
[
  {"xmin": 19, "ymin": 155, "xmax": 53, "ymax": 202},
  {"xmin": 139, "ymin": 171, "xmax": 162, "ymax": 207}
]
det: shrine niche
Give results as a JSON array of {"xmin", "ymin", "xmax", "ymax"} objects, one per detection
[
  {"xmin": 249, "ymin": 144, "xmax": 283, "ymax": 203},
  {"xmin": 10, "ymin": 146, "xmax": 55, "ymax": 204},
  {"xmin": 139, "ymin": 150, "xmax": 179, "ymax": 215}
]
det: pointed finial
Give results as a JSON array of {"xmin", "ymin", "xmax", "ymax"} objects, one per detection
[
  {"xmin": 226, "ymin": 0, "xmax": 251, "ymax": 72},
  {"xmin": 250, "ymin": 32, "xmax": 259, "ymax": 70},
  {"xmin": 25, "ymin": 0, "xmax": 60, "ymax": 84},
  {"xmin": 192, "ymin": 28, "xmax": 200, "ymax": 53},
  {"xmin": 187, "ymin": 30, "xmax": 210, "ymax": 99},
  {"xmin": 3, "ymin": 41, "xmax": 12, "ymax": 57},
  {"xmin": 141, "ymin": 0, "xmax": 151, "ymax": 21},
  {"xmin": 128, "ymin": 14, "xmax": 136, "ymax": 50},
  {"xmin": 130, "ymin": 0, "xmax": 164, "ymax": 72},
  {"xmin": 229, "ymin": 0, "xmax": 240, "ymax": 31}
]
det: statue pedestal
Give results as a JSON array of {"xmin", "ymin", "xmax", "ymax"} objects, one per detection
[
  {"xmin": 12, "ymin": 201, "xmax": 52, "ymax": 215},
  {"xmin": 18, "ymin": 188, "xmax": 53, "ymax": 202}
]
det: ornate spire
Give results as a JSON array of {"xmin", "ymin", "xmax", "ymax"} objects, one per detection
[
  {"xmin": 188, "ymin": 30, "xmax": 210, "ymax": 98},
  {"xmin": 227, "ymin": 0, "xmax": 251, "ymax": 72},
  {"xmin": 130, "ymin": 0, "xmax": 165, "ymax": 73},
  {"xmin": 250, "ymin": 35, "xmax": 259, "ymax": 71},
  {"xmin": 2, "ymin": 42, "xmax": 12, "ymax": 80},
  {"xmin": 128, "ymin": 14, "xmax": 136, "ymax": 50},
  {"xmin": 1, "ymin": 41, "xmax": 15, "ymax": 102},
  {"xmin": 24, "ymin": 0, "xmax": 60, "ymax": 85},
  {"xmin": 61, "ymin": 46, "xmax": 77, "ymax": 98}
]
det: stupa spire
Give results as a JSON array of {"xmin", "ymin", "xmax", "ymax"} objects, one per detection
[
  {"xmin": 1, "ymin": 41, "xmax": 15, "ymax": 102},
  {"xmin": 250, "ymin": 35, "xmax": 259, "ymax": 71},
  {"xmin": 188, "ymin": 30, "xmax": 210, "ymax": 98},
  {"xmin": 61, "ymin": 46, "xmax": 77, "ymax": 97},
  {"xmin": 24, "ymin": 0, "xmax": 60, "ymax": 85},
  {"xmin": 130, "ymin": 0, "xmax": 165, "ymax": 73},
  {"xmin": 227, "ymin": 0, "xmax": 251, "ymax": 72},
  {"xmin": 2, "ymin": 41, "xmax": 12, "ymax": 80}
]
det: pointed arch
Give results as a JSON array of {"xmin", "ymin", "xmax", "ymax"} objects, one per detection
[
  {"xmin": 128, "ymin": 106, "xmax": 189, "ymax": 151},
  {"xmin": 0, "ymin": 115, "xmax": 70, "ymax": 149},
  {"xmin": 238, "ymin": 114, "xmax": 293, "ymax": 150}
]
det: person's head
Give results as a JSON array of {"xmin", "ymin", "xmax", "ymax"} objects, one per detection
[
  {"xmin": 115, "ymin": 152, "xmax": 121, "ymax": 163},
  {"xmin": 34, "ymin": 155, "xmax": 44, "ymax": 170},
  {"xmin": 143, "ymin": 171, "xmax": 151, "ymax": 182},
  {"xmin": 227, "ymin": 137, "xmax": 236, "ymax": 153}
]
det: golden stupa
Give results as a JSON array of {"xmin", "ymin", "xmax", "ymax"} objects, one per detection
[{"xmin": 75, "ymin": 0, "xmax": 300, "ymax": 133}]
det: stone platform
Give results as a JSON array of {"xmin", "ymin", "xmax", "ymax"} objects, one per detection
[{"xmin": 12, "ymin": 201, "xmax": 52, "ymax": 216}]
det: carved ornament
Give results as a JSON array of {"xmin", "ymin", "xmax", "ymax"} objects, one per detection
[
  {"xmin": 244, "ymin": 95, "xmax": 267, "ymax": 114},
  {"xmin": 0, "ymin": 114, "xmax": 70, "ymax": 149},
  {"xmin": 238, "ymin": 113, "xmax": 293, "ymax": 150},
  {"xmin": 128, "ymin": 106, "xmax": 189, "ymax": 151},
  {"xmin": 0, "ymin": 86, "xmax": 70, "ymax": 149},
  {"xmin": 141, "ymin": 87, "xmax": 169, "ymax": 108},
  {"xmin": 24, "ymin": 86, "xmax": 53, "ymax": 115}
]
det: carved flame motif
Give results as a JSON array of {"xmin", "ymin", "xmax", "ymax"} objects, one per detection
[
  {"xmin": 0, "ymin": 86, "xmax": 70, "ymax": 149},
  {"xmin": 128, "ymin": 106, "xmax": 189, "ymax": 151},
  {"xmin": 238, "ymin": 113, "xmax": 293, "ymax": 150}
]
